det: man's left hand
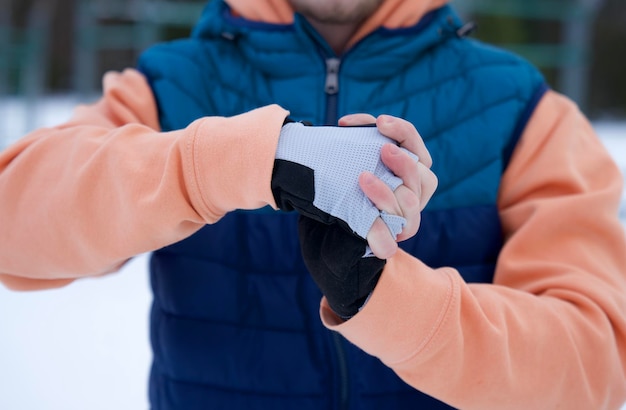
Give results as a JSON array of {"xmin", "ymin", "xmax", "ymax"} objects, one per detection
[{"xmin": 340, "ymin": 113, "xmax": 437, "ymax": 259}]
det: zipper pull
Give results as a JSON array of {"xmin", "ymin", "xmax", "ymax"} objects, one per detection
[{"xmin": 325, "ymin": 58, "xmax": 340, "ymax": 95}]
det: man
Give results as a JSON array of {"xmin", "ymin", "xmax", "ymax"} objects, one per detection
[{"xmin": 1, "ymin": 0, "xmax": 626, "ymax": 409}]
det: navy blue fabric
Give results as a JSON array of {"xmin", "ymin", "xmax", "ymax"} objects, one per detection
[{"xmin": 138, "ymin": 1, "xmax": 547, "ymax": 408}]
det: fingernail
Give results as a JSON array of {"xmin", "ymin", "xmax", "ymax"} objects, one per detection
[
  {"xmin": 388, "ymin": 144, "xmax": 401, "ymax": 155},
  {"xmin": 362, "ymin": 172, "xmax": 375, "ymax": 184}
]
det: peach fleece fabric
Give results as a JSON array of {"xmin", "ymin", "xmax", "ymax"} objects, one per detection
[
  {"xmin": 0, "ymin": 69, "xmax": 288, "ymax": 289},
  {"xmin": 322, "ymin": 91, "xmax": 626, "ymax": 409},
  {"xmin": 225, "ymin": 0, "xmax": 449, "ymax": 48}
]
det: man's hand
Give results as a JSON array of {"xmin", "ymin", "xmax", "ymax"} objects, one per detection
[
  {"xmin": 272, "ymin": 120, "xmax": 418, "ymax": 241},
  {"xmin": 340, "ymin": 113, "xmax": 437, "ymax": 259},
  {"xmin": 298, "ymin": 114, "xmax": 437, "ymax": 319}
]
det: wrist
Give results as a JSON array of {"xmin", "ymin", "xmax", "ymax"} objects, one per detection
[{"xmin": 186, "ymin": 105, "xmax": 288, "ymax": 221}]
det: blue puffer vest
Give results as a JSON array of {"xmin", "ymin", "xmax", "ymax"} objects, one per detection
[{"xmin": 138, "ymin": 1, "xmax": 547, "ymax": 408}]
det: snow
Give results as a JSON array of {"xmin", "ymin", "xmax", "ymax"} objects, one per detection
[
  {"xmin": 0, "ymin": 256, "xmax": 152, "ymax": 410},
  {"xmin": 0, "ymin": 96, "xmax": 625, "ymax": 409}
]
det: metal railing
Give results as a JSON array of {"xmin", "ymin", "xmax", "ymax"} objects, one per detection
[
  {"xmin": 72, "ymin": 0, "xmax": 206, "ymax": 96},
  {"xmin": 0, "ymin": 0, "xmax": 51, "ymax": 148}
]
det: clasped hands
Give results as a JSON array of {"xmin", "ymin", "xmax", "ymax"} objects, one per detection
[{"xmin": 272, "ymin": 113, "xmax": 437, "ymax": 319}]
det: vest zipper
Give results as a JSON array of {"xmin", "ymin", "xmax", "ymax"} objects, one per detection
[
  {"xmin": 298, "ymin": 15, "xmax": 341, "ymax": 125},
  {"xmin": 324, "ymin": 56, "xmax": 349, "ymax": 409},
  {"xmin": 324, "ymin": 57, "xmax": 341, "ymax": 125},
  {"xmin": 332, "ymin": 332, "xmax": 350, "ymax": 410}
]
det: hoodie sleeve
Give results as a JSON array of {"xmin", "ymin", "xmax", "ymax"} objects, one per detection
[
  {"xmin": 321, "ymin": 90, "xmax": 626, "ymax": 409},
  {"xmin": 0, "ymin": 68, "xmax": 288, "ymax": 290}
]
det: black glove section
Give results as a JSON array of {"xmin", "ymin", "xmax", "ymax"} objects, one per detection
[
  {"xmin": 271, "ymin": 119, "xmax": 346, "ymax": 230},
  {"xmin": 272, "ymin": 159, "xmax": 348, "ymax": 228},
  {"xmin": 298, "ymin": 215, "xmax": 385, "ymax": 319}
]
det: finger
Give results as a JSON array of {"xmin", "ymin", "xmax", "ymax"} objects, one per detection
[
  {"xmin": 366, "ymin": 218, "xmax": 398, "ymax": 259},
  {"xmin": 380, "ymin": 143, "xmax": 421, "ymax": 195},
  {"xmin": 338, "ymin": 113, "xmax": 377, "ymax": 126},
  {"xmin": 359, "ymin": 171, "xmax": 401, "ymax": 217},
  {"xmin": 393, "ymin": 185, "xmax": 421, "ymax": 242},
  {"xmin": 379, "ymin": 143, "xmax": 422, "ymax": 241},
  {"xmin": 418, "ymin": 162, "xmax": 438, "ymax": 211},
  {"xmin": 376, "ymin": 115, "xmax": 432, "ymax": 168},
  {"xmin": 360, "ymin": 171, "xmax": 421, "ymax": 243},
  {"xmin": 381, "ymin": 144, "xmax": 438, "ymax": 212}
]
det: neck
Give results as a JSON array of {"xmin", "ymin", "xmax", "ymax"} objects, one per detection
[{"xmin": 305, "ymin": 18, "xmax": 361, "ymax": 55}]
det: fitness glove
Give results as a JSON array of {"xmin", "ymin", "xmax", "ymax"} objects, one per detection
[
  {"xmin": 272, "ymin": 121, "xmax": 416, "ymax": 241},
  {"xmin": 298, "ymin": 215, "xmax": 385, "ymax": 319}
]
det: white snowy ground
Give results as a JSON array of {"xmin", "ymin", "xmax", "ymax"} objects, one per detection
[{"xmin": 0, "ymin": 96, "xmax": 625, "ymax": 410}]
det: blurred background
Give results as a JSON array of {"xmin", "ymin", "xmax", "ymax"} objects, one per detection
[
  {"xmin": 0, "ymin": 0, "xmax": 625, "ymax": 113},
  {"xmin": 0, "ymin": 0, "xmax": 625, "ymax": 409},
  {"xmin": 0, "ymin": 0, "xmax": 625, "ymax": 144}
]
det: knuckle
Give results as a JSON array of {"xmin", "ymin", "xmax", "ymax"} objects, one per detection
[
  {"xmin": 424, "ymin": 170, "xmax": 438, "ymax": 196},
  {"xmin": 397, "ymin": 185, "xmax": 420, "ymax": 210}
]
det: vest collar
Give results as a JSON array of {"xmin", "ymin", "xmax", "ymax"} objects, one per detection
[
  {"xmin": 223, "ymin": 0, "xmax": 449, "ymax": 48},
  {"xmin": 191, "ymin": 1, "xmax": 464, "ymax": 80}
]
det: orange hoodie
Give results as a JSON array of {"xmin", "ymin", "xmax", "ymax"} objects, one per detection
[
  {"xmin": 0, "ymin": 70, "xmax": 288, "ymax": 288},
  {"xmin": 1, "ymin": 1, "xmax": 625, "ymax": 409}
]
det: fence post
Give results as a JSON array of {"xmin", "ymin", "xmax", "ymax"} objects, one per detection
[{"xmin": 559, "ymin": 0, "xmax": 603, "ymax": 111}]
